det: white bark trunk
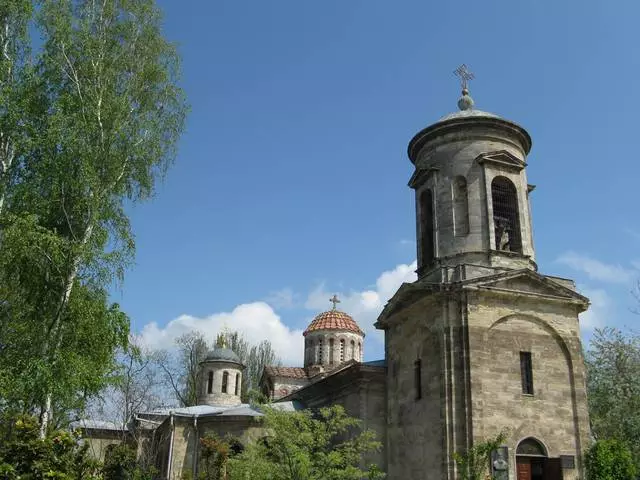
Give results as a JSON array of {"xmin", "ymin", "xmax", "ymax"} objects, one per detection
[
  {"xmin": 38, "ymin": 393, "xmax": 52, "ymax": 439},
  {"xmin": 38, "ymin": 222, "xmax": 94, "ymax": 438}
]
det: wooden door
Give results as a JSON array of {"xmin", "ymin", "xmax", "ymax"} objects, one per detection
[
  {"xmin": 517, "ymin": 457, "xmax": 531, "ymax": 480},
  {"xmin": 543, "ymin": 458, "xmax": 563, "ymax": 480}
]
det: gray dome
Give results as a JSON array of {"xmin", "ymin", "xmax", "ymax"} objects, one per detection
[
  {"xmin": 203, "ymin": 347, "xmax": 242, "ymax": 364},
  {"xmin": 437, "ymin": 108, "xmax": 501, "ymax": 123}
]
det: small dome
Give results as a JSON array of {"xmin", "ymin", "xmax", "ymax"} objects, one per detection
[
  {"xmin": 203, "ymin": 347, "xmax": 242, "ymax": 365},
  {"xmin": 437, "ymin": 108, "xmax": 501, "ymax": 123},
  {"xmin": 304, "ymin": 310, "xmax": 364, "ymax": 337}
]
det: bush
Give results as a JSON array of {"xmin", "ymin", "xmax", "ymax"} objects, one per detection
[
  {"xmin": 0, "ymin": 413, "xmax": 102, "ymax": 479},
  {"xmin": 586, "ymin": 439, "xmax": 636, "ymax": 480},
  {"xmin": 103, "ymin": 443, "xmax": 156, "ymax": 480}
]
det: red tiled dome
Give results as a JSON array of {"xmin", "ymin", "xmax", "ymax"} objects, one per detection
[{"xmin": 303, "ymin": 310, "xmax": 364, "ymax": 337}]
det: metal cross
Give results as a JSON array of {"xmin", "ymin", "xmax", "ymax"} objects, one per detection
[
  {"xmin": 454, "ymin": 64, "xmax": 475, "ymax": 91},
  {"xmin": 329, "ymin": 294, "xmax": 341, "ymax": 310}
]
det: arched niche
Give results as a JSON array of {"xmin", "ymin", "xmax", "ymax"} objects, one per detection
[{"xmin": 516, "ymin": 437, "xmax": 547, "ymax": 457}]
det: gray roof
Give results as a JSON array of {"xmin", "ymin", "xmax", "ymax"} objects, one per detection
[
  {"xmin": 70, "ymin": 420, "xmax": 126, "ymax": 431},
  {"xmin": 203, "ymin": 347, "xmax": 242, "ymax": 364},
  {"xmin": 142, "ymin": 403, "xmax": 263, "ymax": 418},
  {"xmin": 437, "ymin": 108, "xmax": 501, "ymax": 123}
]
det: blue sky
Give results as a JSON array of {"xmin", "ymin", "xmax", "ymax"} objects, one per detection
[{"xmin": 118, "ymin": 0, "xmax": 640, "ymax": 364}]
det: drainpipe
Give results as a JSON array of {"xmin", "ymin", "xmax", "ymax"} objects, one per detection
[
  {"xmin": 192, "ymin": 416, "xmax": 199, "ymax": 477},
  {"xmin": 166, "ymin": 413, "xmax": 175, "ymax": 480}
]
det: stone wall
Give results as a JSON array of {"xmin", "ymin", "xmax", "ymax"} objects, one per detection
[
  {"xmin": 384, "ymin": 294, "xmax": 445, "ymax": 480},
  {"xmin": 163, "ymin": 415, "xmax": 266, "ymax": 480},
  {"xmin": 271, "ymin": 376, "xmax": 309, "ymax": 400},
  {"xmin": 467, "ymin": 290, "xmax": 590, "ymax": 480},
  {"xmin": 81, "ymin": 430, "xmax": 124, "ymax": 461},
  {"xmin": 197, "ymin": 361, "xmax": 242, "ymax": 406},
  {"xmin": 304, "ymin": 330, "xmax": 364, "ymax": 367}
]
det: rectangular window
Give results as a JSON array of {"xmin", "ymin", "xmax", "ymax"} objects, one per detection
[
  {"xmin": 520, "ymin": 352, "xmax": 533, "ymax": 395},
  {"xmin": 414, "ymin": 359, "xmax": 422, "ymax": 400}
]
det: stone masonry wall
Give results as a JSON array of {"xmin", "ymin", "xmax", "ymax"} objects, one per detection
[
  {"xmin": 467, "ymin": 291, "xmax": 591, "ymax": 480},
  {"xmin": 385, "ymin": 294, "xmax": 445, "ymax": 480}
]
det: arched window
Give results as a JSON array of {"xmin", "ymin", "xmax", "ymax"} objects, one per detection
[
  {"xmin": 516, "ymin": 438, "xmax": 547, "ymax": 457},
  {"xmin": 222, "ymin": 371, "xmax": 229, "ymax": 393},
  {"xmin": 207, "ymin": 371, "xmax": 213, "ymax": 394},
  {"xmin": 339, "ymin": 339, "xmax": 345, "ymax": 362},
  {"xmin": 358, "ymin": 343, "xmax": 362, "ymax": 362},
  {"xmin": 419, "ymin": 189, "xmax": 435, "ymax": 267},
  {"xmin": 235, "ymin": 373, "xmax": 240, "ymax": 396},
  {"xmin": 318, "ymin": 339, "xmax": 323, "ymax": 364},
  {"xmin": 329, "ymin": 338, "xmax": 334, "ymax": 365},
  {"xmin": 452, "ymin": 176, "xmax": 469, "ymax": 236},
  {"xmin": 491, "ymin": 176, "xmax": 522, "ymax": 253},
  {"xmin": 350, "ymin": 340, "xmax": 355, "ymax": 360}
]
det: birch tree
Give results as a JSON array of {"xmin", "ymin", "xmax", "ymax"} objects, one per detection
[
  {"xmin": 0, "ymin": 0, "xmax": 32, "ymax": 217},
  {"xmin": 0, "ymin": 0, "xmax": 187, "ymax": 436}
]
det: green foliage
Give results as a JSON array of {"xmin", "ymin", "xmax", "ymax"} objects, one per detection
[
  {"xmin": 103, "ymin": 443, "xmax": 156, "ymax": 480},
  {"xmin": 158, "ymin": 331, "xmax": 279, "ymax": 406},
  {"xmin": 452, "ymin": 431, "xmax": 507, "ymax": 480},
  {"xmin": 227, "ymin": 405, "xmax": 385, "ymax": 480},
  {"xmin": 215, "ymin": 331, "xmax": 280, "ymax": 402},
  {"xmin": 198, "ymin": 434, "xmax": 233, "ymax": 480},
  {"xmin": 0, "ymin": 0, "xmax": 187, "ymax": 431},
  {"xmin": 0, "ymin": 413, "xmax": 102, "ymax": 479},
  {"xmin": 586, "ymin": 327, "xmax": 640, "ymax": 469},
  {"xmin": 585, "ymin": 439, "xmax": 637, "ymax": 480}
]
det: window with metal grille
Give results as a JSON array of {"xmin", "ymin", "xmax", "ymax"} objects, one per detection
[
  {"xmin": 520, "ymin": 352, "xmax": 533, "ymax": 395},
  {"xmin": 419, "ymin": 189, "xmax": 435, "ymax": 267},
  {"xmin": 452, "ymin": 176, "xmax": 469, "ymax": 236},
  {"xmin": 491, "ymin": 176, "xmax": 522, "ymax": 253},
  {"xmin": 222, "ymin": 371, "xmax": 229, "ymax": 394},
  {"xmin": 414, "ymin": 359, "xmax": 422, "ymax": 400},
  {"xmin": 207, "ymin": 371, "xmax": 213, "ymax": 394}
]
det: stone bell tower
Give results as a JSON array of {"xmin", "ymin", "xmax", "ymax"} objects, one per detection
[{"xmin": 376, "ymin": 66, "xmax": 591, "ymax": 480}]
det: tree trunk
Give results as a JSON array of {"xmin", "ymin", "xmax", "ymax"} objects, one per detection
[{"xmin": 38, "ymin": 222, "xmax": 94, "ymax": 438}]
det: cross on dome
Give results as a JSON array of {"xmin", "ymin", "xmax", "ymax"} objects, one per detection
[
  {"xmin": 453, "ymin": 63, "xmax": 475, "ymax": 111},
  {"xmin": 453, "ymin": 64, "xmax": 474, "ymax": 91},
  {"xmin": 329, "ymin": 294, "xmax": 341, "ymax": 311}
]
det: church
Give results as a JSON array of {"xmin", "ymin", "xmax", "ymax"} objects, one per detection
[{"xmin": 80, "ymin": 70, "xmax": 591, "ymax": 480}]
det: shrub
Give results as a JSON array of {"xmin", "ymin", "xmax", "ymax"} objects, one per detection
[{"xmin": 585, "ymin": 439, "xmax": 636, "ymax": 480}]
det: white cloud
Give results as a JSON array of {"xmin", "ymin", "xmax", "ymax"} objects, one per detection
[
  {"xmin": 304, "ymin": 261, "xmax": 417, "ymax": 343},
  {"xmin": 556, "ymin": 252, "xmax": 634, "ymax": 284},
  {"xmin": 577, "ymin": 287, "xmax": 611, "ymax": 331},
  {"xmin": 139, "ymin": 302, "xmax": 304, "ymax": 365},
  {"xmin": 264, "ymin": 287, "xmax": 297, "ymax": 309},
  {"xmin": 138, "ymin": 261, "xmax": 418, "ymax": 368}
]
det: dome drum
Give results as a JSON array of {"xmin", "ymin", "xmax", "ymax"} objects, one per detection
[
  {"xmin": 303, "ymin": 306, "xmax": 364, "ymax": 368},
  {"xmin": 197, "ymin": 347, "xmax": 244, "ymax": 406}
]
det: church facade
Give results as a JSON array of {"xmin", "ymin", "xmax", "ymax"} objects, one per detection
[{"xmin": 80, "ymin": 77, "xmax": 591, "ymax": 480}]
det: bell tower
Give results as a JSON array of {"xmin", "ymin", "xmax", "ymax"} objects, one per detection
[
  {"xmin": 376, "ymin": 67, "xmax": 591, "ymax": 480},
  {"xmin": 409, "ymin": 64, "xmax": 535, "ymax": 282}
]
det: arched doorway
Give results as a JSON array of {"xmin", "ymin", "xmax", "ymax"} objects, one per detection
[{"xmin": 515, "ymin": 438, "xmax": 562, "ymax": 480}]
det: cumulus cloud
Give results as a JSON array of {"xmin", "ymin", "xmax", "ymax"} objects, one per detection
[
  {"xmin": 139, "ymin": 302, "xmax": 304, "ymax": 365},
  {"xmin": 138, "ymin": 261, "xmax": 418, "ymax": 367},
  {"xmin": 556, "ymin": 252, "xmax": 634, "ymax": 284},
  {"xmin": 304, "ymin": 261, "xmax": 418, "ymax": 343}
]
